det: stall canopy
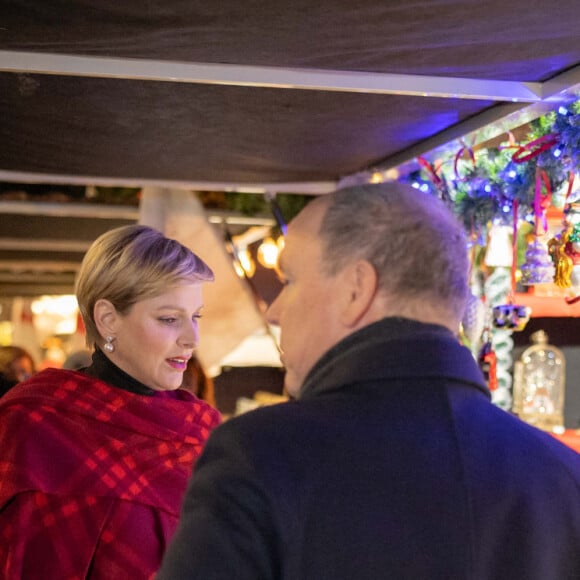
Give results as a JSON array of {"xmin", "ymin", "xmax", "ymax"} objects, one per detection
[
  {"xmin": 0, "ymin": 0, "xmax": 578, "ymax": 299},
  {"xmin": 0, "ymin": 0, "xmax": 579, "ymax": 191}
]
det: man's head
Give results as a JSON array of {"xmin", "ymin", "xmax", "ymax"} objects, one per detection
[{"xmin": 266, "ymin": 182, "xmax": 469, "ymax": 396}]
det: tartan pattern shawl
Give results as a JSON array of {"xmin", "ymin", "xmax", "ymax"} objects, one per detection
[{"xmin": 0, "ymin": 368, "xmax": 221, "ymax": 579}]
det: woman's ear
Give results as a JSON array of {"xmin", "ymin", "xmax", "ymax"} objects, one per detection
[
  {"xmin": 339, "ymin": 260, "xmax": 379, "ymax": 327},
  {"xmin": 93, "ymin": 299, "xmax": 119, "ymax": 339}
]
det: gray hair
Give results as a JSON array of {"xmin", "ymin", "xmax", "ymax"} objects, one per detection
[
  {"xmin": 75, "ymin": 224, "xmax": 214, "ymax": 347},
  {"xmin": 318, "ymin": 182, "xmax": 469, "ymax": 315}
]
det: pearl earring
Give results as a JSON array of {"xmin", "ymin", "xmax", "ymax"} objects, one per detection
[{"xmin": 104, "ymin": 336, "xmax": 115, "ymax": 353}]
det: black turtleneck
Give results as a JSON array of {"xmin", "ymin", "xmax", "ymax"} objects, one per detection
[{"xmin": 80, "ymin": 348, "xmax": 156, "ymax": 396}]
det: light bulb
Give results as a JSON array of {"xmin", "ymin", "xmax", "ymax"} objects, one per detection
[
  {"xmin": 234, "ymin": 247, "xmax": 255, "ymax": 278},
  {"xmin": 257, "ymin": 237, "xmax": 280, "ymax": 269}
]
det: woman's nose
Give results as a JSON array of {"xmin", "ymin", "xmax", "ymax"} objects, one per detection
[{"xmin": 179, "ymin": 320, "xmax": 199, "ymax": 348}]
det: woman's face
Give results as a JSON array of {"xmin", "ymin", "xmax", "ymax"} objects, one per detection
[{"xmin": 108, "ymin": 282, "xmax": 205, "ymax": 391}]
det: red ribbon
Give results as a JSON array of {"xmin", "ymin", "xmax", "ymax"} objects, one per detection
[
  {"xmin": 512, "ymin": 134, "xmax": 559, "ymax": 163},
  {"xmin": 564, "ymin": 173, "xmax": 579, "ymax": 307},
  {"xmin": 453, "ymin": 144, "xmax": 476, "ymax": 181},
  {"xmin": 498, "ymin": 131, "xmax": 520, "ymax": 151},
  {"xmin": 534, "ymin": 169, "xmax": 552, "ymax": 235},
  {"xmin": 510, "ymin": 199, "xmax": 518, "ymax": 302},
  {"xmin": 418, "ymin": 156, "xmax": 443, "ymax": 186},
  {"xmin": 479, "ymin": 341, "xmax": 498, "ymax": 391},
  {"xmin": 485, "ymin": 350, "xmax": 498, "ymax": 391},
  {"xmin": 564, "ymin": 172, "xmax": 576, "ymax": 209}
]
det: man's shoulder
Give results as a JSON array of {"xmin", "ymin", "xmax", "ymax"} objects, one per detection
[
  {"xmin": 206, "ymin": 398, "xmax": 329, "ymax": 454},
  {"xmin": 220, "ymin": 399, "xmax": 301, "ymax": 431}
]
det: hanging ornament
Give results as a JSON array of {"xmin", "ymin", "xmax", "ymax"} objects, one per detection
[
  {"xmin": 490, "ymin": 199, "xmax": 532, "ymax": 332},
  {"xmin": 563, "ymin": 201, "xmax": 580, "ymax": 303},
  {"xmin": 548, "ymin": 225, "xmax": 574, "ymax": 287},
  {"xmin": 520, "ymin": 167, "xmax": 555, "ymax": 285},
  {"xmin": 492, "ymin": 303, "xmax": 531, "ymax": 331},
  {"xmin": 563, "ymin": 202, "xmax": 580, "ymax": 260},
  {"xmin": 547, "ymin": 184, "xmax": 580, "ymax": 302},
  {"xmin": 478, "ymin": 325, "xmax": 498, "ymax": 391},
  {"xmin": 520, "ymin": 237, "xmax": 555, "ymax": 285},
  {"xmin": 484, "ymin": 223, "xmax": 513, "ymax": 267}
]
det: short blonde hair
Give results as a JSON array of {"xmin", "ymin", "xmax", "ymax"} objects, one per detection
[{"xmin": 75, "ymin": 224, "xmax": 214, "ymax": 347}]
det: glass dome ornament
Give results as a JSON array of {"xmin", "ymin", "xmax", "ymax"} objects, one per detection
[
  {"xmin": 512, "ymin": 330, "xmax": 566, "ymax": 433},
  {"xmin": 520, "ymin": 236, "xmax": 555, "ymax": 285}
]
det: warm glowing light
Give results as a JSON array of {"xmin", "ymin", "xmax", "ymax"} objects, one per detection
[
  {"xmin": 257, "ymin": 237, "xmax": 280, "ymax": 269},
  {"xmin": 31, "ymin": 295, "xmax": 78, "ymax": 316},
  {"xmin": 233, "ymin": 247, "xmax": 256, "ymax": 278},
  {"xmin": 0, "ymin": 321, "xmax": 12, "ymax": 346},
  {"xmin": 31, "ymin": 295, "xmax": 79, "ymax": 336}
]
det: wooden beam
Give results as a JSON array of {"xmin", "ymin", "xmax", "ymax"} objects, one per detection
[{"xmin": 0, "ymin": 50, "xmax": 543, "ymax": 102}]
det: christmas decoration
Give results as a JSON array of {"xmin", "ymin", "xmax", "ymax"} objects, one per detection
[
  {"xmin": 520, "ymin": 237, "xmax": 555, "ymax": 285},
  {"xmin": 491, "ymin": 304, "xmax": 531, "ymax": 332},
  {"xmin": 399, "ymin": 99, "xmax": 580, "ymax": 237},
  {"xmin": 355, "ymin": 98, "xmax": 580, "ymax": 412},
  {"xmin": 548, "ymin": 193, "xmax": 580, "ymax": 301},
  {"xmin": 477, "ymin": 328, "xmax": 498, "ymax": 392},
  {"xmin": 483, "ymin": 268, "xmax": 515, "ymax": 410},
  {"xmin": 513, "ymin": 330, "xmax": 566, "ymax": 433}
]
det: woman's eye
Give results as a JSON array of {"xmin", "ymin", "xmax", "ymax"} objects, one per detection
[
  {"xmin": 193, "ymin": 313, "xmax": 203, "ymax": 320},
  {"xmin": 160, "ymin": 317, "xmax": 177, "ymax": 324}
]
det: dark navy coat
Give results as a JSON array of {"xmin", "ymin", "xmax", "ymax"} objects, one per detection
[{"xmin": 159, "ymin": 318, "xmax": 580, "ymax": 580}]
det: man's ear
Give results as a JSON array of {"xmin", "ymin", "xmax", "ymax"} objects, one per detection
[
  {"xmin": 93, "ymin": 299, "xmax": 119, "ymax": 338},
  {"xmin": 339, "ymin": 260, "xmax": 379, "ymax": 327}
]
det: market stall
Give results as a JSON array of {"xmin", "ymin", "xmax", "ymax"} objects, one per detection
[{"xmin": 0, "ymin": 0, "xmax": 578, "ymax": 437}]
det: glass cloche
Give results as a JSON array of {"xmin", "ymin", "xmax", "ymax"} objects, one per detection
[{"xmin": 512, "ymin": 330, "xmax": 566, "ymax": 433}]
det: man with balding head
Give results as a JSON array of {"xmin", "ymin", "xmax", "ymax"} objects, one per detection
[{"xmin": 160, "ymin": 183, "xmax": 580, "ymax": 580}]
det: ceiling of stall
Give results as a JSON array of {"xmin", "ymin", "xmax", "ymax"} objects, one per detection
[{"xmin": 0, "ymin": 0, "xmax": 578, "ymax": 297}]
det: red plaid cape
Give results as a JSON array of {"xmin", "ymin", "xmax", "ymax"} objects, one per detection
[{"xmin": 0, "ymin": 368, "xmax": 221, "ymax": 579}]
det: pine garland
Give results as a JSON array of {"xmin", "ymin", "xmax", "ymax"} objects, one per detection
[{"xmin": 406, "ymin": 99, "xmax": 580, "ymax": 233}]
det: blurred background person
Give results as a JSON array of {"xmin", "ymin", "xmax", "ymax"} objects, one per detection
[
  {"xmin": 0, "ymin": 224, "xmax": 221, "ymax": 579},
  {"xmin": 180, "ymin": 354, "xmax": 218, "ymax": 409},
  {"xmin": 0, "ymin": 345, "xmax": 36, "ymax": 397},
  {"xmin": 62, "ymin": 348, "xmax": 93, "ymax": 371}
]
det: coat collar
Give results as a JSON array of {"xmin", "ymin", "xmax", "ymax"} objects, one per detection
[{"xmin": 300, "ymin": 317, "xmax": 489, "ymax": 400}]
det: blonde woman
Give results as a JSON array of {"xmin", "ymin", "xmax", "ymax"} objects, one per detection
[{"xmin": 0, "ymin": 224, "xmax": 221, "ymax": 579}]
